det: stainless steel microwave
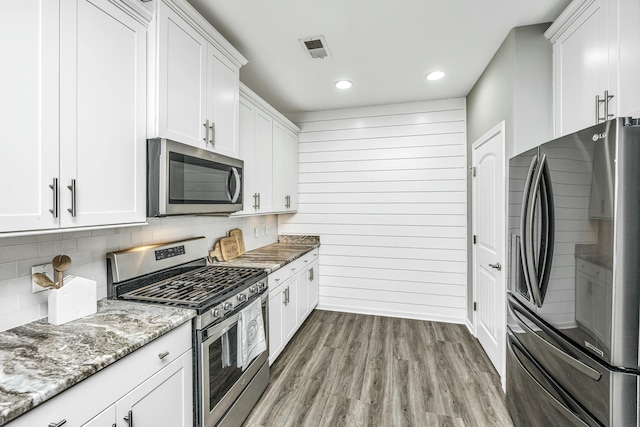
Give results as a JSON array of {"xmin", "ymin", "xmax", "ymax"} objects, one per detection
[{"xmin": 147, "ymin": 138, "xmax": 243, "ymax": 216}]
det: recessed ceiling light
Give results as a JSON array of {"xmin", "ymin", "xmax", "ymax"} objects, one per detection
[
  {"xmin": 335, "ymin": 80, "xmax": 353, "ymax": 89},
  {"xmin": 426, "ymin": 71, "xmax": 445, "ymax": 81}
]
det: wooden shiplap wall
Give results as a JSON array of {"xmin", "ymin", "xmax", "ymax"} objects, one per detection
[{"xmin": 280, "ymin": 99, "xmax": 468, "ymax": 324}]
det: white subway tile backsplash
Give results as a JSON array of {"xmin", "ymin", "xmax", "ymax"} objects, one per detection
[
  {"xmin": 0, "ymin": 243, "xmax": 40, "ymax": 263},
  {"xmin": 0, "ymin": 263, "xmax": 17, "ymax": 281},
  {"xmin": 77, "ymin": 236, "xmax": 108, "ymax": 252},
  {"xmin": 40, "ymin": 240, "xmax": 62, "ymax": 257},
  {"xmin": 0, "ymin": 293, "xmax": 19, "ymax": 315},
  {"xmin": 0, "ymin": 215, "xmax": 278, "ymax": 331}
]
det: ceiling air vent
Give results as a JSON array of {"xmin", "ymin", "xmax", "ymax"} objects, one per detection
[{"xmin": 299, "ymin": 35, "xmax": 332, "ymax": 60}]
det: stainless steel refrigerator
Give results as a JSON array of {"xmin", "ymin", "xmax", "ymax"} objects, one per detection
[{"xmin": 506, "ymin": 117, "xmax": 640, "ymax": 426}]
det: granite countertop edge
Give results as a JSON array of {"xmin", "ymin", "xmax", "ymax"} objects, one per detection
[
  {"xmin": 212, "ymin": 237, "xmax": 320, "ymax": 273},
  {"xmin": 0, "ymin": 300, "xmax": 196, "ymax": 426}
]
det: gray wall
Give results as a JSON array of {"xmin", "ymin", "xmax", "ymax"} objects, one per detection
[{"xmin": 465, "ymin": 24, "xmax": 553, "ymax": 321}]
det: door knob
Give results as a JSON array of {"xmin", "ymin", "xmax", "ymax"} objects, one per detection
[{"xmin": 489, "ymin": 262, "xmax": 502, "ymax": 271}]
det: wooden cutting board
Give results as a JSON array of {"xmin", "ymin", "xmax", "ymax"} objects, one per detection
[
  {"xmin": 220, "ymin": 236, "xmax": 241, "ymax": 260},
  {"xmin": 228, "ymin": 228, "xmax": 245, "ymax": 255},
  {"xmin": 209, "ymin": 241, "xmax": 224, "ymax": 262}
]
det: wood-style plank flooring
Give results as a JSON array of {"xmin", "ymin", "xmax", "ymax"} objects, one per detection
[{"xmin": 244, "ymin": 310, "xmax": 514, "ymax": 427}]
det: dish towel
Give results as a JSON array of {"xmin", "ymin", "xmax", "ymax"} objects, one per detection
[{"xmin": 237, "ymin": 298, "xmax": 267, "ymax": 371}]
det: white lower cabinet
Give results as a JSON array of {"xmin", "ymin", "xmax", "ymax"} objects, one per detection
[
  {"xmin": 268, "ymin": 249, "xmax": 319, "ymax": 365},
  {"xmin": 8, "ymin": 322, "xmax": 193, "ymax": 427}
]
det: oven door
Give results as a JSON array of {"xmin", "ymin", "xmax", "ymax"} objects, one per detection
[{"xmin": 199, "ymin": 293, "xmax": 268, "ymax": 427}]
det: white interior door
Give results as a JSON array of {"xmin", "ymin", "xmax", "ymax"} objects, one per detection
[{"xmin": 472, "ymin": 122, "xmax": 506, "ymax": 383}]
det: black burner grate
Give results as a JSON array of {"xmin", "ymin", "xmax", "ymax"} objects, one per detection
[{"xmin": 120, "ymin": 266, "xmax": 265, "ymax": 308}]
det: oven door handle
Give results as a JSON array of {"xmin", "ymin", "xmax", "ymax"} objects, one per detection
[{"xmin": 202, "ymin": 293, "xmax": 267, "ymax": 344}]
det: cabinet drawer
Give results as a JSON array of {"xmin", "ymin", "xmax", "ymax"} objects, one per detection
[
  {"xmin": 576, "ymin": 259, "xmax": 603, "ymax": 278},
  {"xmin": 299, "ymin": 248, "xmax": 319, "ymax": 267}
]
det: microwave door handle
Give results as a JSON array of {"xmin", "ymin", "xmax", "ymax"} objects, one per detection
[
  {"xmin": 519, "ymin": 155, "xmax": 538, "ymax": 304},
  {"xmin": 229, "ymin": 167, "xmax": 241, "ymax": 203},
  {"xmin": 525, "ymin": 153, "xmax": 547, "ymax": 308}
]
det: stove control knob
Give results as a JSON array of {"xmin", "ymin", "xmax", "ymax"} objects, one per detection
[
  {"xmin": 249, "ymin": 285, "xmax": 258, "ymax": 294},
  {"xmin": 259, "ymin": 282, "xmax": 267, "ymax": 291},
  {"xmin": 211, "ymin": 308, "xmax": 221, "ymax": 318},
  {"xmin": 223, "ymin": 302, "xmax": 233, "ymax": 311},
  {"xmin": 237, "ymin": 293, "xmax": 248, "ymax": 302}
]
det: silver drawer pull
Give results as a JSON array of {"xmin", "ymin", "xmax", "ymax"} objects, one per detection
[
  {"xmin": 275, "ymin": 278, "xmax": 280, "ymax": 282},
  {"xmin": 49, "ymin": 420, "xmax": 67, "ymax": 427},
  {"xmin": 158, "ymin": 351, "xmax": 169, "ymax": 360}
]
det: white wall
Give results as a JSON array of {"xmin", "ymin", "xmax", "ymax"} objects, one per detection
[
  {"xmin": 281, "ymin": 99, "xmax": 468, "ymax": 324},
  {"xmin": 0, "ymin": 215, "xmax": 277, "ymax": 332}
]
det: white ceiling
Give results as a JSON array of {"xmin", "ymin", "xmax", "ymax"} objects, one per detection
[{"xmin": 187, "ymin": 0, "xmax": 571, "ymax": 115}]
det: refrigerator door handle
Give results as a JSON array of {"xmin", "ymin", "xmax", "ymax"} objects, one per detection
[
  {"xmin": 509, "ymin": 302, "xmax": 602, "ymax": 381},
  {"xmin": 525, "ymin": 153, "xmax": 549, "ymax": 307},
  {"xmin": 536, "ymin": 161, "xmax": 555, "ymax": 305},
  {"xmin": 520, "ymin": 155, "xmax": 538, "ymax": 304}
]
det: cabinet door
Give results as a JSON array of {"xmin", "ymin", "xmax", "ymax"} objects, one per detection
[
  {"xmin": 575, "ymin": 270, "xmax": 592, "ymax": 330},
  {"xmin": 0, "ymin": 0, "xmax": 60, "ymax": 233},
  {"xmin": 617, "ymin": 0, "xmax": 640, "ymax": 117},
  {"xmin": 208, "ymin": 49, "xmax": 239, "ymax": 157},
  {"xmin": 297, "ymin": 267, "xmax": 309, "ymax": 323},
  {"xmin": 308, "ymin": 261, "xmax": 319, "ymax": 310},
  {"xmin": 115, "ymin": 351, "xmax": 193, "ymax": 427},
  {"xmin": 272, "ymin": 121, "xmax": 286, "ymax": 211},
  {"xmin": 157, "ymin": 1, "xmax": 207, "ymax": 148},
  {"xmin": 83, "ymin": 405, "xmax": 116, "ymax": 427},
  {"xmin": 59, "ymin": 0, "xmax": 146, "ymax": 228},
  {"xmin": 552, "ymin": 0, "xmax": 608, "ymax": 136},
  {"xmin": 284, "ymin": 129, "xmax": 298, "ymax": 211},
  {"xmin": 254, "ymin": 109, "xmax": 273, "ymax": 212},
  {"xmin": 237, "ymin": 98, "xmax": 256, "ymax": 215},
  {"xmin": 283, "ymin": 277, "xmax": 298, "ymax": 343},
  {"xmin": 268, "ymin": 285, "xmax": 284, "ymax": 365}
]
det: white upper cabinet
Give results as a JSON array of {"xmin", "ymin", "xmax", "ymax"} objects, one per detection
[
  {"xmin": 236, "ymin": 84, "xmax": 298, "ymax": 216},
  {"xmin": 546, "ymin": 0, "xmax": 640, "ymax": 136},
  {"xmin": 148, "ymin": 0, "xmax": 246, "ymax": 157},
  {"xmin": 0, "ymin": 0, "xmax": 150, "ymax": 234},
  {"xmin": 0, "ymin": 0, "xmax": 60, "ymax": 233},
  {"xmin": 155, "ymin": 2, "xmax": 208, "ymax": 147}
]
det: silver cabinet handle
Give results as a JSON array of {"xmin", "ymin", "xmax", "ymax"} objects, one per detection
[
  {"xmin": 49, "ymin": 177, "xmax": 58, "ymax": 218},
  {"xmin": 49, "ymin": 420, "xmax": 67, "ymax": 427},
  {"xmin": 209, "ymin": 121, "xmax": 215, "ymax": 146},
  {"xmin": 488, "ymin": 262, "xmax": 501, "ymax": 271},
  {"xmin": 284, "ymin": 286, "xmax": 290, "ymax": 304},
  {"xmin": 203, "ymin": 119, "xmax": 209, "ymax": 143},
  {"xmin": 308, "ymin": 268, "xmax": 314, "ymax": 281},
  {"xmin": 596, "ymin": 91, "xmax": 615, "ymax": 123},
  {"xmin": 67, "ymin": 179, "xmax": 76, "ymax": 217},
  {"xmin": 124, "ymin": 410, "xmax": 133, "ymax": 426},
  {"xmin": 158, "ymin": 351, "xmax": 169, "ymax": 359},
  {"xmin": 274, "ymin": 278, "xmax": 280, "ymax": 282}
]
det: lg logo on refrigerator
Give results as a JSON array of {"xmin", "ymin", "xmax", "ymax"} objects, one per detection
[{"xmin": 592, "ymin": 132, "xmax": 607, "ymax": 141}]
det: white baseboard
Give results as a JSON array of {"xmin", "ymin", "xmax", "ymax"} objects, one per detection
[{"xmin": 316, "ymin": 303, "xmax": 467, "ymax": 325}]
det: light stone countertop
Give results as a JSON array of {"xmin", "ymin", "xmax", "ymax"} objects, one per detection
[
  {"xmin": 212, "ymin": 235, "xmax": 320, "ymax": 273},
  {"xmin": 0, "ymin": 300, "xmax": 196, "ymax": 426}
]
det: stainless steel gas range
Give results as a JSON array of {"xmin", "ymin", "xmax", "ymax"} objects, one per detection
[{"xmin": 107, "ymin": 237, "xmax": 269, "ymax": 427}]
